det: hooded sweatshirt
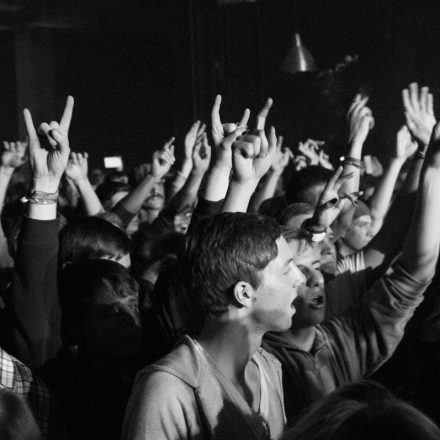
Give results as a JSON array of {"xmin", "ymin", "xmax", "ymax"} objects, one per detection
[
  {"xmin": 263, "ymin": 261, "xmax": 430, "ymax": 425},
  {"xmin": 123, "ymin": 335, "xmax": 286, "ymax": 440}
]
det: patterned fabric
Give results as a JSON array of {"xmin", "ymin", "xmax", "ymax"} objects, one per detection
[{"xmin": 0, "ymin": 347, "xmax": 51, "ymax": 437}]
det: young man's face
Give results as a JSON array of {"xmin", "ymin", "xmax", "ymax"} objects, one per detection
[
  {"xmin": 143, "ymin": 181, "xmax": 165, "ymax": 210},
  {"xmin": 343, "ymin": 214, "xmax": 374, "ymax": 251},
  {"xmin": 288, "ymin": 239, "xmax": 326, "ymax": 329},
  {"xmin": 251, "ymin": 236, "xmax": 306, "ymax": 332}
]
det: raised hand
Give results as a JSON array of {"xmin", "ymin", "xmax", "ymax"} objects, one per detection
[
  {"xmin": 347, "ymin": 94, "xmax": 374, "ymax": 146},
  {"xmin": 298, "ymin": 139, "xmax": 323, "ymax": 166},
  {"xmin": 402, "ymin": 83, "xmax": 436, "ymax": 147},
  {"xmin": 24, "ymin": 96, "xmax": 74, "ymax": 192},
  {"xmin": 184, "ymin": 120, "xmax": 205, "ymax": 160},
  {"xmin": 1, "ymin": 141, "xmax": 27, "ymax": 169},
  {"xmin": 192, "ymin": 133, "xmax": 211, "ymax": 174},
  {"xmin": 313, "ymin": 166, "xmax": 356, "ymax": 227},
  {"xmin": 271, "ymin": 135, "xmax": 293, "ymax": 176},
  {"xmin": 151, "ymin": 137, "xmax": 176, "ymax": 179},
  {"xmin": 211, "ymin": 94, "xmax": 250, "ymax": 168},
  {"xmin": 65, "ymin": 152, "xmax": 89, "ymax": 183},
  {"xmin": 232, "ymin": 126, "xmax": 277, "ymax": 184},
  {"xmin": 395, "ymin": 125, "xmax": 418, "ymax": 161}
]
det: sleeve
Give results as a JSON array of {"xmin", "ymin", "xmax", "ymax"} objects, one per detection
[
  {"xmin": 189, "ymin": 197, "xmax": 224, "ymax": 230},
  {"xmin": 111, "ymin": 204, "xmax": 137, "ymax": 229},
  {"xmin": 10, "ymin": 217, "xmax": 61, "ymax": 368},
  {"xmin": 323, "ymin": 261, "xmax": 430, "ymax": 381},
  {"xmin": 122, "ymin": 372, "xmax": 201, "ymax": 440}
]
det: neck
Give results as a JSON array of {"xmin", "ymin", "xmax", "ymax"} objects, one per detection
[
  {"xmin": 196, "ymin": 316, "xmax": 263, "ymax": 383},
  {"xmin": 283, "ymin": 325, "xmax": 316, "ymax": 352},
  {"xmin": 337, "ymin": 238, "xmax": 356, "ymax": 258}
]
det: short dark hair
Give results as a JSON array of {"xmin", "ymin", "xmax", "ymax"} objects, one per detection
[
  {"xmin": 285, "ymin": 166, "xmax": 333, "ymax": 205},
  {"xmin": 185, "ymin": 212, "xmax": 281, "ymax": 315},
  {"xmin": 60, "ymin": 216, "xmax": 131, "ymax": 264},
  {"xmin": 282, "ymin": 381, "xmax": 440, "ymax": 440},
  {"xmin": 59, "ymin": 259, "xmax": 139, "ymax": 338},
  {"xmin": 280, "ymin": 202, "xmax": 314, "ymax": 227}
]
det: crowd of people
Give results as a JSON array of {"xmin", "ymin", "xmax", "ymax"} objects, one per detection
[{"xmin": 0, "ymin": 82, "xmax": 440, "ymax": 439}]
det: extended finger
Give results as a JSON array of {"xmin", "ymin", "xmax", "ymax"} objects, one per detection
[
  {"xmin": 420, "ymin": 87, "xmax": 429, "ymax": 113},
  {"xmin": 256, "ymin": 98, "xmax": 273, "ymax": 130},
  {"xmin": 266, "ymin": 126, "xmax": 277, "ymax": 158},
  {"xmin": 409, "ymin": 83, "xmax": 420, "ymax": 111},
  {"xmin": 427, "ymin": 93, "xmax": 434, "ymax": 116},
  {"xmin": 163, "ymin": 137, "xmax": 175, "ymax": 150},
  {"xmin": 59, "ymin": 95, "xmax": 74, "ymax": 133},
  {"xmin": 402, "ymin": 88, "xmax": 413, "ymax": 113},
  {"xmin": 211, "ymin": 95, "xmax": 222, "ymax": 128},
  {"xmin": 277, "ymin": 135, "xmax": 284, "ymax": 150},
  {"xmin": 23, "ymin": 109, "xmax": 39, "ymax": 146},
  {"xmin": 238, "ymin": 108, "xmax": 251, "ymax": 128}
]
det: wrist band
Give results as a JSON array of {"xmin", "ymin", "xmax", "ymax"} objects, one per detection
[
  {"xmin": 22, "ymin": 189, "xmax": 59, "ymax": 205},
  {"xmin": 341, "ymin": 156, "xmax": 365, "ymax": 171}
]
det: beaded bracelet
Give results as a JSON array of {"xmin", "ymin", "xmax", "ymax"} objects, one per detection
[{"xmin": 22, "ymin": 189, "xmax": 59, "ymax": 205}]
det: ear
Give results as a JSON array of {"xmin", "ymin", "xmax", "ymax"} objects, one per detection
[{"xmin": 232, "ymin": 281, "xmax": 255, "ymax": 308}]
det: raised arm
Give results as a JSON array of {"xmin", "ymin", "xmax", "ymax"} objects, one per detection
[
  {"xmin": 203, "ymin": 95, "xmax": 250, "ymax": 202},
  {"xmin": 222, "ymin": 98, "xmax": 276, "ymax": 213},
  {"xmin": 333, "ymin": 95, "xmax": 373, "ymax": 239},
  {"xmin": 363, "ymin": 83, "xmax": 436, "ymax": 272},
  {"xmin": 400, "ymin": 120, "xmax": 440, "ymax": 283},
  {"xmin": 368, "ymin": 125, "xmax": 417, "ymax": 235},
  {"xmin": 65, "ymin": 151, "xmax": 104, "ymax": 216},
  {"xmin": 168, "ymin": 121, "xmax": 205, "ymax": 199},
  {"xmin": 11, "ymin": 96, "xmax": 73, "ymax": 367},
  {"xmin": 115, "ymin": 138, "xmax": 175, "ymax": 215},
  {"xmin": 248, "ymin": 135, "xmax": 292, "ymax": 214}
]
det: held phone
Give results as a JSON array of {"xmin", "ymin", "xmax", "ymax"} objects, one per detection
[{"xmin": 103, "ymin": 156, "xmax": 124, "ymax": 171}]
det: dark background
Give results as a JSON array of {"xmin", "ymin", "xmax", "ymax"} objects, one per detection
[{"xmin": 0, "ymin": 0, "xmax": 440, "ymax": 168}]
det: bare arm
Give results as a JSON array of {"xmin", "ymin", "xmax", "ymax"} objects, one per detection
[
  {"xmin": 65, "ymin": 152, "xmax": 104, "ymax": 216},
  {"xmin": 248, "ymin": 135, "xmax": 292, "ymax": 214},
  {"xmin": 368, "ymin": 126, "xmax": 417, "ymax": 235},
  {"xmin": 116, "ymin": 138, "xmax": 175, "ymax": 215}
]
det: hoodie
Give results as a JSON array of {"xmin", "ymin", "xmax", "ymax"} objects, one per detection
[
  {"xmin": 123, "ymin": 335, "xmax": 286, "ymax": 440},
  {"xmin": 263, "ymin": 261, "xmax": 430, "ymax": 425}
]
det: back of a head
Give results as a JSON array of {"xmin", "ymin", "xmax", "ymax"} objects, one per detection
[
  {"xmin": 280, "ymin": 202, "xmax": 315, "ymax": 228},
  {"xmin": 59, "ymin": 259, "xmax": 139, "ymax": 338},
  {"xmin": 0, "ymin": 389, "xmax": 41, "ymax": 440},
  {"xmin": 60, "ymin": 216, "xmax": 131, "ymax": 265},
  {"xmin": 285, "ymin": 166, "xmax": 333, "ymax": 206},
  {"xmin": 330, "ymin": 400, "xmax": 440, "ymax": 440},
  {"xmin": 185, "ymin": 212, "xmax": 281, "ymax": 315},
  {"xmin": 282, "ymin": 381, "xmax": 440, "ymax": 440}
]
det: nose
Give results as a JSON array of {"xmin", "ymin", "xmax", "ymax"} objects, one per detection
[
  {"xmin": 306, "ymin": 269, "xmax": 324, "ymax": 288},
  {"xmin": 292, "ymin": 265, "xmax": 306, "ymax": 287}
]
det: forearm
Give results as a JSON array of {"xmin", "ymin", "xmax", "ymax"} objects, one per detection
[
  {"xmin": 168, "ymin": 169, "xmax": 205, "ymax": 213},
  {"xmin": 0, "ymin": 166, "xmax": 13, "ymax": 213},
  {"xmin": 248, "ymin": 171, "xmax": 280, "ymax": 214},
  {"xmin": 168, "ymin": 160, "xmax": 192, "ymax": 199},
  {"xmin": 399, "ymin": 169, "xmax": 440, "ymax": 283},
  {"xmin": 222, "ymin": 180, "xmax": 258, "ymax": 213},
  {"xmin": 117, "ymin": 174, "xmax": 161, "ymax": 214},
  {"xmin": 368, "ymin": 158, "xmax": 404, "ymax": 234},
  {"xmin": 203, "ymin": 164, "xmax": 231, "ymax": 202},
  {"xmin": 401, "ymin": 154, "xmax": 425, "ymax": 195},
  {"xmin": 74, "ymin": 178, "xmax": 104, "ymax": 216}
]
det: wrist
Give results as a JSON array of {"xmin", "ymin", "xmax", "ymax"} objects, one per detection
[
  {"xmin": 0, "ymin": 165, "xmax": 14, "ymax": 177},
  {"xmin": 180, "ymin": 160, "xmax": 193, "ymax": 177},
  {"xmin": 74, "ymin": 178, "xmax": 91, "ymax": 190},
  {"xmin": 269, "ymin": 169, "xmax": 283, "ymax": 178},
  {"xmin": 31, "ymin": 177, "xmax": 60, "ymax": 193}
]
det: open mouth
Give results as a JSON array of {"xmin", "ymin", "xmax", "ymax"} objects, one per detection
[{"xmin": 310, "ymin": 292, "xmax": 325, "ymax": 309}]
